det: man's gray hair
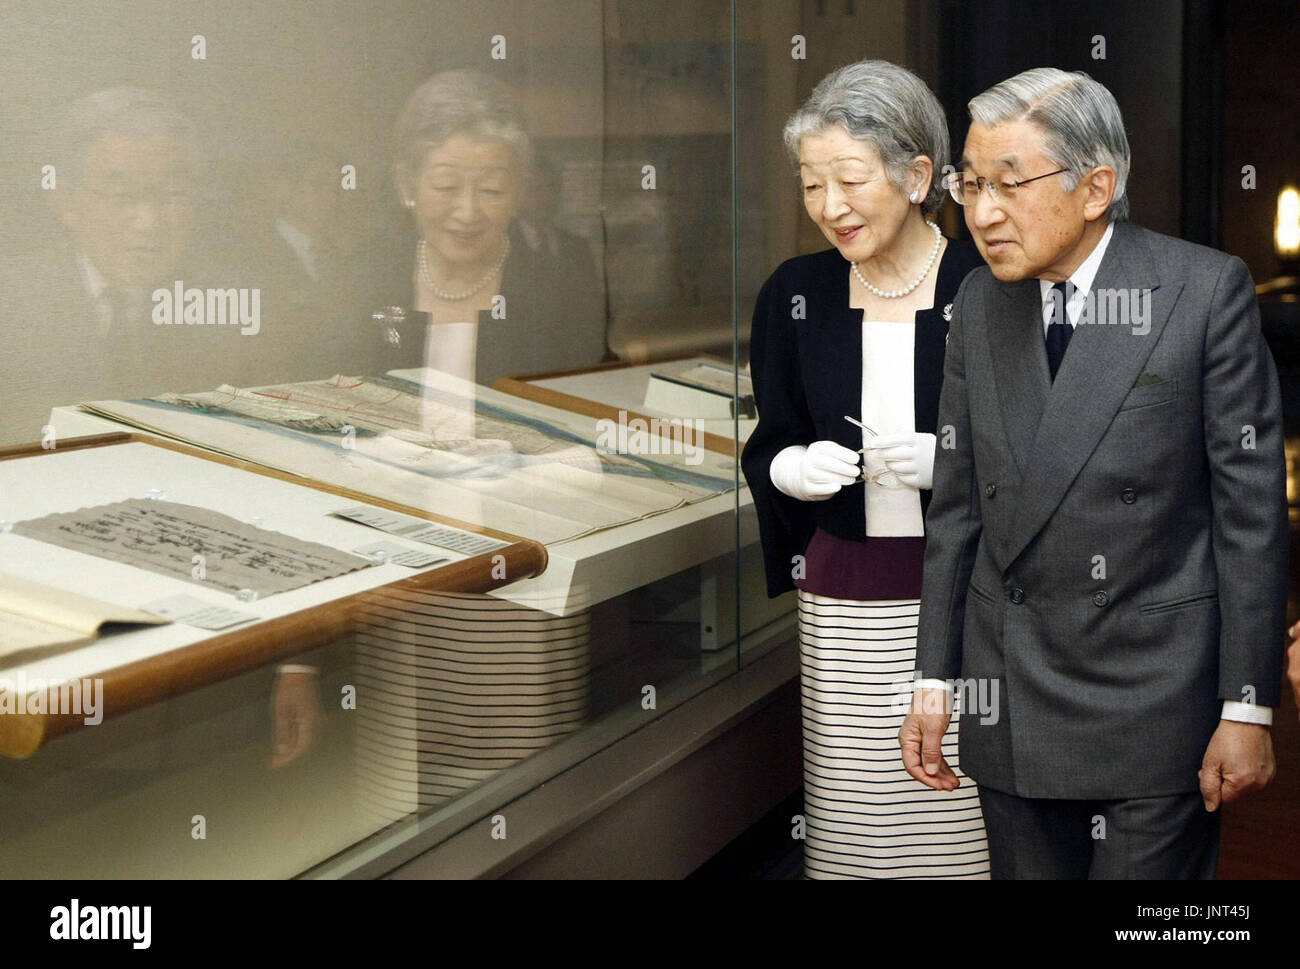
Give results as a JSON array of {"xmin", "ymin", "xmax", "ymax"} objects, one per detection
[
  {"xmin": 783, "ymin": 59, "xmax": 949, "ymax": 216},
  {"xmin": 393, "ymin": 69, "xmax": 531, "ymax": 189},
  {"xmin": 968, "ymin": 67, "xmax": 1131, "ymax": 221},
  {"xmin": 57, "ymin": 87, "xmax": 197, "ymax": 189}
]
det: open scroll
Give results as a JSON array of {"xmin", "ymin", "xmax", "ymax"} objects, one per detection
[
  {"xmin": 82, "ymin": 371, "xmax": 737, "ymax": 545},
  {"xmin": 0, "ymin": 573, "xmax": 168, "ymax": 663}
]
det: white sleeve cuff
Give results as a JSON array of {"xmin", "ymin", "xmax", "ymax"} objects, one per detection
[
  {"xmin": 1221, "ymin": 700, "xmax": 1272, "ymax": 725},
  {"xmin": 277, "ymin": 664, "xmax": 319, "ymax": 676},
  {"xmin": 916, "ymin": 678, "xmax": 952, "ymax": 693}
]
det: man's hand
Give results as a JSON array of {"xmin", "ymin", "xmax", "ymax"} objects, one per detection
[
  {"xmin": 270, "ymin": 669, "xmax": 325, "ymax": 769},
  {"xmin": 1199, "ymin": 720, "xmax": 1274, "ymax": 812},
  {"xmin": 899, "ymin": 688, "xmax": 961, "ymax": 791},
  {"xmin": 1287, "ymin": 620, "xmax": 1300, "ymax": 713}
]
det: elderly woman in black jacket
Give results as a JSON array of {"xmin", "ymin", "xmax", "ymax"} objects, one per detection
[
  {"xmin": 365, "ymin": 69, "xmax": 606, "ymax": 387},
  {"xmin": 742, "ymin": 59, "xmax": 989, "ymax": 879}
]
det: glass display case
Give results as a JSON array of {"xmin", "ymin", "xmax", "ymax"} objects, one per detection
[{"xmin": 0, "ymin": 0, "xmax": 927, "ymax": 878}]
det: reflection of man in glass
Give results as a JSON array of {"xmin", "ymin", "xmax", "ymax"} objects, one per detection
[
  {"xmin": 0, "ymin": 87, "xmax": 210, "ymax": 444},
  {"xmin": 383, "ymin": 69, "xmax": 605, "ymax": 387},
  {"xmin": 51, "ymin": 87, "xmax": 196, "ymax": 333}
]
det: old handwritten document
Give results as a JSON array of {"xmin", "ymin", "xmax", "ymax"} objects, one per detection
[{"xmin": 13, "ymin": 499, "xmax": 373, "ymax": 596}]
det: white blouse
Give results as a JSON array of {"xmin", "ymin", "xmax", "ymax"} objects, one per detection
[
  {"xmin": 413, "ymin": 263, "xmax": 479, "ymax": 385},
  {"xmin": 860, "ymin": 320, "xmax": 923, "ymax": 537}
]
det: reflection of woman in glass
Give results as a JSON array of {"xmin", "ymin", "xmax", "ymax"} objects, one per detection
[
  {"xmin": 382, "ymin": 69, "xmax": 605, "ymax": 387},
  {"xmin": 346, "ymin": 71, "xmax": 599, "ymax": 826},
  {"xmin": 742, "ymin": 60, "xmax": 990, "ymax": 879}
]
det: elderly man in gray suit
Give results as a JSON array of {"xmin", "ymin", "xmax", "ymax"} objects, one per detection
[{"xmin": 898, "ymin": 68, "xmax": 1288, "ymax": 879}]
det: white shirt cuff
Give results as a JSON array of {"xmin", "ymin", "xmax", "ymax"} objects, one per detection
[
  {"xmin": 916, "ymin": 678, "xmax": 952, "ymax": 693},
  {"xmin": 1221, "ymin": 700, "xmax": 1272, "ymax": 725},
  {"xmin": 277, "ymin": 664, "xmax": 319, "ymax": 676}
]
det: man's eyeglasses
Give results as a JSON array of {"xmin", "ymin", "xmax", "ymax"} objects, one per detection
[{"xmin": 942, "ymin": 168, "xmax": 1070, "ymax": 206}]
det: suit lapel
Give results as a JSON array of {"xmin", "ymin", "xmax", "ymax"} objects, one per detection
[
  {"xmin": 995, "ymin": 222, "xmax": 1183, "ymax": 567},
  {"xmin": 987, "ymin": 278, "xmax": 1049, "ymax": 473}
]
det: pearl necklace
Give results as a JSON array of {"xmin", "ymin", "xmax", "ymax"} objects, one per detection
[
  {"xmin": 852, "ymin": 220, "xmax": 942, "ymax": 298},
  {"xmin": 418, "ymin": 235, "xmax": 511, "ymax": 301}
]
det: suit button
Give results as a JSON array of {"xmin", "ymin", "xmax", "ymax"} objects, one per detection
[
  {"xmin": 1009, "ymin": 587, "xmax": 1025, "ymax": 604},
  {"xmin": 1121, "ymin": 488, "xmax": 1136, "ymax": 504},
  {"xmin": 986, "ymin": 483, "xmax": 997, "ymax": 498},
  {"xmin": 1093, "ymin": 590, "xmax": 1109, "ymax": 607}
]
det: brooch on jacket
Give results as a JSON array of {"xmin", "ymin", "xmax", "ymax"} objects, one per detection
[{"xmin": 943, "ymin": 303, "xmax": 953, "ymax": 321}]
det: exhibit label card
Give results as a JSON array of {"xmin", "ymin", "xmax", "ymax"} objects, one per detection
[
  {"xmin": 141, "ymin": 594, "xmax": 258, "ymax": 630},
  {"xmin": 333, "ymin": 505, "xmax": 508, "ymax": 556},
  {"xmin": 352, "ymin": 540, "xmax": 449, "ymax": 569}
]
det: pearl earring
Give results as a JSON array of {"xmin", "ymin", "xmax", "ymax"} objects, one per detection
[{"xmin": 909, "ymin": 190, "xmax": 920, "ymax": 203}]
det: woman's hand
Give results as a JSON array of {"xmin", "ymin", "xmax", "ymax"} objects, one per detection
[
  {"xmin": 769, "ymin": 441, "xmax": 860, "ymax": 501},
  {"xmin": 868, "ymin": 432, "xmax": 937, "ymax": 489}
]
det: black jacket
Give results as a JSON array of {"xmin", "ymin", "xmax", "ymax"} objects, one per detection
[
  {"xmin": 741, "ymin": 238, "xmax": 983, "ymax": 597},
  {"xmin": 366, "ymin": 219, "xmax": 607, "ymax": 386}
]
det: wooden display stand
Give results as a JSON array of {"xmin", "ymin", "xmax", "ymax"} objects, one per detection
[{"xmin": 0, "ymin": 432, "xmax": 547, "ymax": 758}]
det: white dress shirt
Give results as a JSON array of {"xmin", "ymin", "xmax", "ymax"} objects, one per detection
[
  {"xmin": 274, "ymin": 217, "xmax": 321, "ymax": 283},
  {"xmin": 412, "ymin": 261, "xmax": 479, "ymax": 387},
  {"xmin": 1037, "ymin": 220, "xmax": 1113, "ymax": 332},
  {"xmin": 77, "ymin": 251, "xmax": 113, "ymax": 337}
]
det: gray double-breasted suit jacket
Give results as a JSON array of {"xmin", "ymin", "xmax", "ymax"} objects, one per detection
[{"xmin": 914, "ymin": 219, "xmax": 1289, "ymax": 799}]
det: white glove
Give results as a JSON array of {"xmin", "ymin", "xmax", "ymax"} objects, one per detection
[
  {"xmin": 769, "ymin": 441, "xmax": 860, "ymax": 501},
  {"xmin": 866, "ymin": 432, "xmax": 937, "ymax": 490}
]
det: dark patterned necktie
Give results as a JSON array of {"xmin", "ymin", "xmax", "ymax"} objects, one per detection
[{"xmin": 1045, "ymin": 280, "xmax": 1074, "ymax": 381}]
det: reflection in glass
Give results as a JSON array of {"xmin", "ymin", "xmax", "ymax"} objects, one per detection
[{"xmin": 379, "ymin": 69, "xmax": 606, "ymax": 388}]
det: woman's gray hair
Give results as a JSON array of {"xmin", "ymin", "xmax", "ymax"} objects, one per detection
[
  {"xmin": 968, "ymin": 67, "xmax": 1131, "ymax": 221},
  {"xmin": 393, "ymin": 69, "xmax": 531, "ymax": 191},
  {"xmin": 783, "ymin": 60, "xmax": 950, "ymax": 216}
]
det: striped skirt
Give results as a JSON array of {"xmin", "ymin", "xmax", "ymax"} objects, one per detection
[
  {"xmin": 798, "ymin": 590, "xmax": 990, "ymax": 879},
  {"xmin": 351, "ymin": 588, "xmax": 590, "ymax": 829}
]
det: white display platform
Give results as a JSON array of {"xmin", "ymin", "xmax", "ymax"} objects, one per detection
[
  {"xmin": 47, "ymin": 400, "xmax": 765, "ymax": 619},
  {"xmin": 0, "ymin": 436, "xmax": 492, "ymax": 685}
]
